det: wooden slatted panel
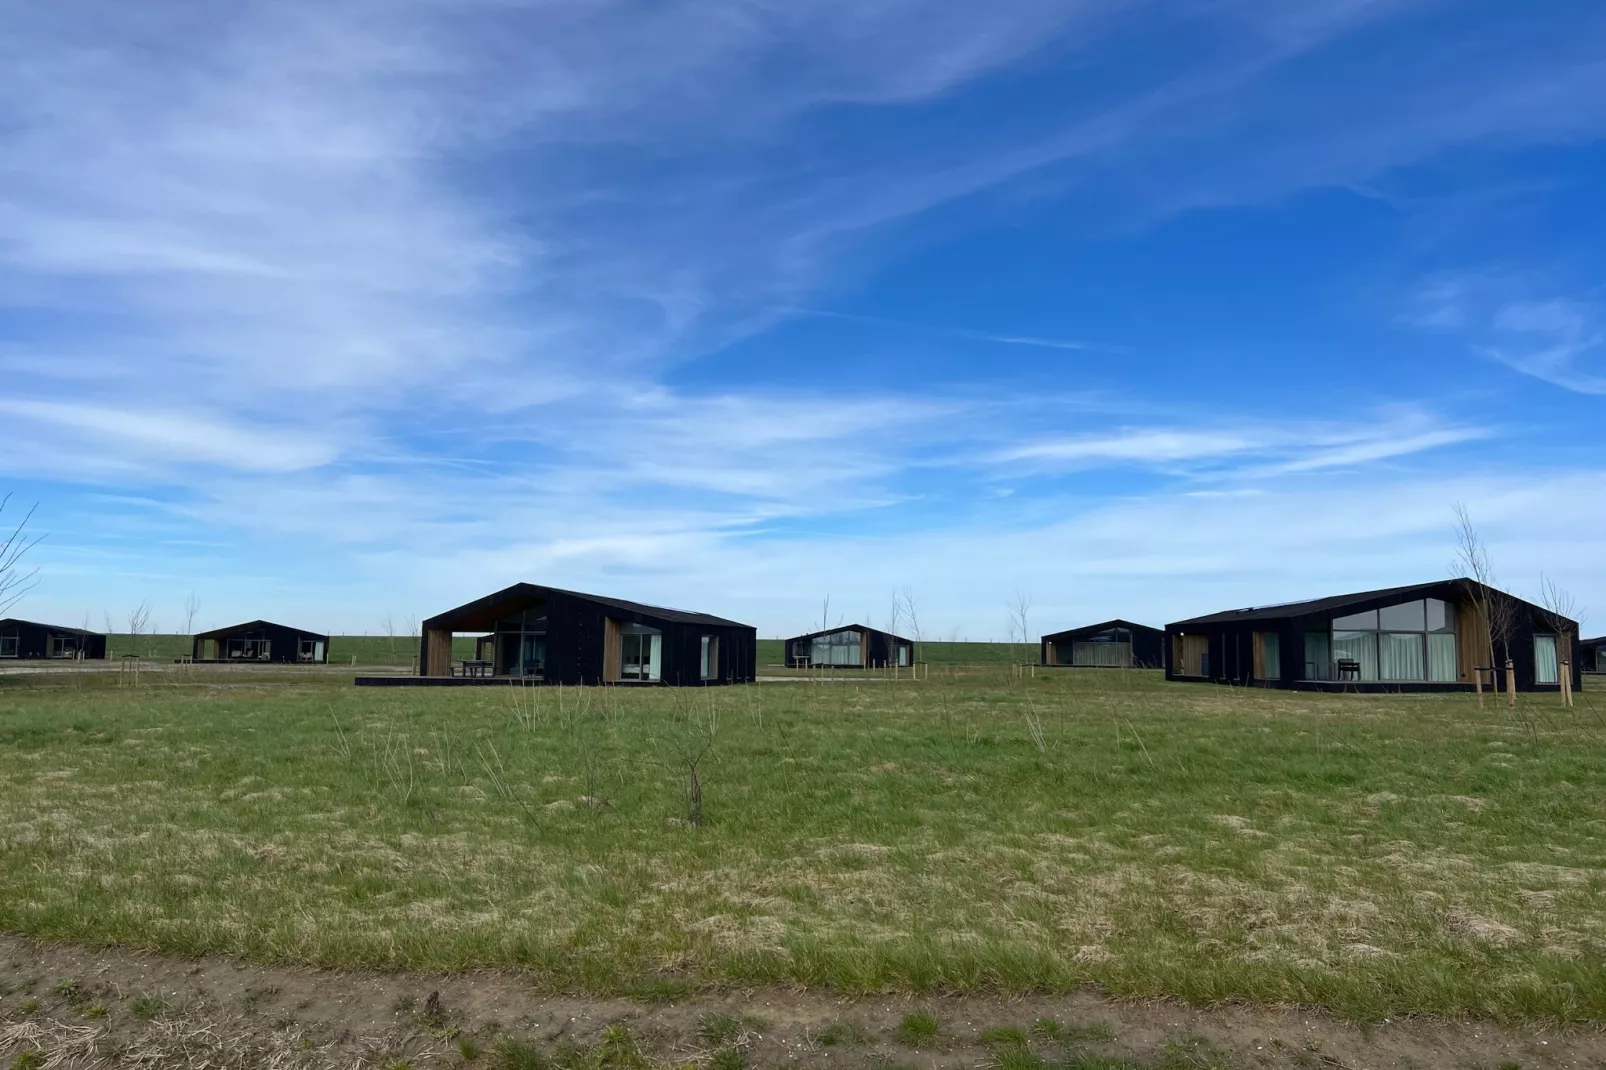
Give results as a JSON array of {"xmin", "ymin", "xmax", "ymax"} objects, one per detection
[
  {"xmin": 603, "ymin": 617, "xmax": 621, "ymax": 682},
  {"xmin": 1182, "ymin": 635, "xmax": 1208, "ymax": 676},
  {"xmin": 425, "ymin": 629, "xmax": 453, "ymax": 677},
  {"xmin": 1457, "ymin": 599, "xmax": 1487, "ymax": 682}
]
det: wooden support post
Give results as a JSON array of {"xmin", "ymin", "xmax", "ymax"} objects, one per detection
[
  {"xmin": 1474, "ymin": 669, "xmax": 1484, "ymax": 708},
  {"xmin": 1561, "ymin": 661, "xmax": 1572, "ymax": 708},
  {"xmin": 1505, "ymin": 659, "xmax": 1516, "ymax": 708}
]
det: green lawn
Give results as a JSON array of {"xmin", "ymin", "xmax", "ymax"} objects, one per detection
[{"xmin": 1, "ymin": 669, "xmax": 1602, "ymax": 1022}]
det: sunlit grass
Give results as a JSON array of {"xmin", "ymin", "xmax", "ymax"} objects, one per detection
[{"xmin": 0, "ymin": 669, "xmax": 1602, "ymax": 1022}]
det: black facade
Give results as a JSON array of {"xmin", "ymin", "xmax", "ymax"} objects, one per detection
[
  {"xmin": 0, "ymin": 619, "xmax": 107, "ymax": 661},
  {"xmin": 1165, "ymin": 578, "xmax": 1581, "ymax": 693},
  {"xmin": 783, "ymin": 625, "xmax": 914, "ymax": 670},
  {"xmin": 193, "ymin": 620, "xmax": 330, "ymax": 664},
  {"xmin": 1040, "ymin": 619, "xmax": 1164, "ymax": 668},
  {"xmin": 1580, "ymin": 636, "xmax": 1606, "ymax": 674},
  {"xmin": 414, "ymin": 584, "xmax": 755, "ymax": 686}
]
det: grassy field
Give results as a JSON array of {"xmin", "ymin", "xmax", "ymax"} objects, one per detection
[{"xmin": 0, "ymin": 668, "xmax": 1602, "ymax": 1023}]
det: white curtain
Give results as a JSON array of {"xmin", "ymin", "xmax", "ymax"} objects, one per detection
[
  {"xmin": 1379, "ymin": 633, "xmax": 1425, "ymax": 681},
  {"xmin": 1332, "ymin": 632, "xmax": 1378, "ymax": 680},
  {"xmin": 1534, "ymin": 635, "xmax": 1558, "ymax": 685},
  {"xmin": 1427, "ymin": 633, "xmax": 1457, "ymax": 682}
]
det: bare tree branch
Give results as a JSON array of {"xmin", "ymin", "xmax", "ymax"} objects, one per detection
[
  {"xmin": 1007, "ymin": 589, "xmax": 1033, "ymax": 666},
  {"xmin": 182, "ymin": 591, "xmax": 202, "ymax": 635},
  {"xmin": 127, "ymin": 600, "xmax": 153, "ymax": 636},
  {"xmin": 1450, "ymin": 503, "xmax": 1515, "ymax": 668},
  {"xmin": 0, "ymin": 494, "xmax": 44, "ymax": 616}
]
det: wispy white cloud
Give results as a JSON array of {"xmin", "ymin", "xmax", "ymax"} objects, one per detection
[
  {"xmin": 0, "ymin": 400, "xmax": 340, "ymax": 474},
  {"xmin": 988, "ymin": 409, "xmax": 1488, "ymax": 476},
  {"xmin": 1407, "ymin": 273, "xmax": 1606, "ymax": 395},
  {"xmin": 779, "ymin": 307, "xmax": 1106, "ymax": 351}
]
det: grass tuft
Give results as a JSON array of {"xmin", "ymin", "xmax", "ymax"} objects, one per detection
[
  {"xmin": 895, "ymin": 1011, "xmax": 940, "ymax": 1047},
  {"xmin": 815, "ymin": 1019, "xmax": 869, "ymax": 1047},
  {"xmin": 131, "ymin": 994, "xmax": 170, "ymax": 1020},
  {"xmin": 490, "ymin": 1038, "xmax": 547, "ymax": 1070},
  {"xmin": 708, "ymin": 1048, "xmax": 744, "ymax": 1070}
]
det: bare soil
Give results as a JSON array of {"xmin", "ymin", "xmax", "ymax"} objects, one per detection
[{"xmin": 1, "ymin": 937, "xmax": 1602, "ymax": 1069}]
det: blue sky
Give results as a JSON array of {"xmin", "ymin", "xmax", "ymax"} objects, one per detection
[{"xmin": 2, "ymin": 0, "xmax": 1603, "ymax": 639}]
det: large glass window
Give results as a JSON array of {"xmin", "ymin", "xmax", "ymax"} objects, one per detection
[
  {"xmin": 1326, "ymin": 598, "xmax": 1457, "ymax": 683},
  {"xmin": 1332, "ymin": 609, "xmax": 1378, "ymax": 631},
  {"xmin": 0, "ymin": 633, "xmax": 18, "ymax": 658},
  {"xmin": 227, "ymin": 638, "xmax": 270, "ymax": 660},
  {"xmin": 1303, "ymin": 632, "xmax": 1331, "ymax": 680},
  {"xmin": 810, "ymin": 629, "xmax": 862, "ymax": 667},
  {"xmin": 621, "ymin": 627, "xmax": 661, "ymax": 681},
  {"xmin": 700, "ymin": 635, "xmax": 718, "ymax": 680},
  {"xmin": 521, "ymin": 636, "xmax": 546, "ymax": 674},
  {"xmin": 1534, "ymin": 635, "xmax": 1559, "ymax": 685},
  {"xmin": 496, "ymin": 609, "xmax": 548, "ymax": 676},
  {"xmin": 48, "ymin": 635, "xmax": 78, "ymax": 658}
]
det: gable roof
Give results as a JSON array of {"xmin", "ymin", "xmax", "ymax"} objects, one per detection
[
  {"xmin": 193, "ymin": 620, "xmax": 330, "ymax": 641},
  {"xmin": 1169, "ymin": 579, "xmax": 1468, "ymax": 627},
  {"xmin": 0, "ymin": 618, "xmax": 103, "ymax": 637},
  {"xmin": 1042, "ymin": 619, "xmax": 1162, "ymax": 642},
  {"xmin": 424, "ymin": 583, "xmax": 751, "ymax": 631},
  {"xmin": 784, "ymin": 623, "xmax": 913, "ymax": 645}
]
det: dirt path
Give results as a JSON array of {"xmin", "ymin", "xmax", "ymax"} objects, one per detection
[{"xmin": 1, "ymin": 936, "xmax": 1601, "ymax": 1069}]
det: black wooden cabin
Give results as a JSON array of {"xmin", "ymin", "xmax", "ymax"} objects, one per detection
[
  {"xmin": 1165, "ymin": 578, "xmax": 1580, "ymax": 693},
  {"xmin": 0, "ymin": 619, "xmax": 107, "ymax": 660},
  {"xmin": 408, "ymin": 583, "xmax": 755, "ymax": 686},
  {"xmin": 1040, "ymin": 619, "xmax": 1164, "ymax": 668},
  {"xmin": 1580, "ymin": 636, "xmax": 1606, "ymax": 674},
  {"xmin": 783, "ymin": 625, "xmax": 913, "ymax": 670},
  {"xmin": 192, "ymin": 620, "xmax": 329, "ymax": 664}
]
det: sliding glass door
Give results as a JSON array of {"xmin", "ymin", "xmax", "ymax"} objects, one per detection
[{"xmin": 621, "ymin": 628, "xmax": 661, "ymax": 681}]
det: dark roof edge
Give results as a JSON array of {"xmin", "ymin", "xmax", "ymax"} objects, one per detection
[
  {"xmin": 193, "ymin": 620, "xmax": 331, "ymax": 640},
  {"xmin": 1041, "ymin": 619, "xmax": 1162, "ymax": 641},
  {"xmin": 1165, "ymin": 577, "xmax": 1578, "ymax": 629},
  {"xmin": 0, "ymin": 619, "xmax": 104, "ymax": 637},
  {"xmin": 424, "ymin": 583, "xmax": 753, "ymax": 630},
  {"xmin": 783, "ymin": 623, "xmax": 914, "ymax": 644}
]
